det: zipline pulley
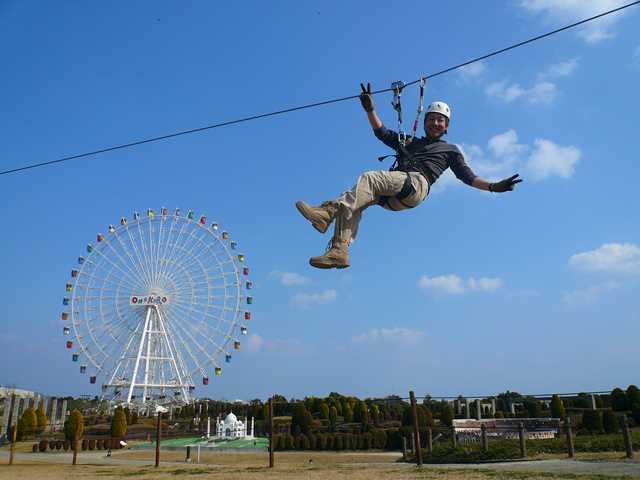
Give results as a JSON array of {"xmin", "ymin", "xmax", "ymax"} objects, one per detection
[{"xmin": 390, "ymin": 80, "xmax": 405, "ymax": 146}]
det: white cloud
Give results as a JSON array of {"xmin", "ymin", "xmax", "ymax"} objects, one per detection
[
  {"xmin": 462, "ymin": 131, "xmax": 580, "ymax": 183},
  {"xmin": 418, "ymin": 274, "xmax": 503, "ymax": 295},
  {"xmin": 518, "ymin": 0, "xmax": 625, "ymax": 44},
  {"xmin": 486, "ymin": 80, "xmax": 558, "ymax": 105},
  {"xmin": 563, "ymin": 281, "xmax": 620, "ymax": 307},
  {"xmin": 353, "ymin": 327, "xmax": 425, "ymax": 346},
  {"xmin": 290, "ymin": 289, "xmax": 337, "ymax": 309},
  {"xmin": 467, "ymin": 277, "xmax": 504, "ymax": 292},
  {"xmin": 538, "ymin": 58, "xmax": 580, "ymax": 80},
  {"xmin": 488, "ymin": 130, "xmax": 528, "ymax": 159},
  {"xmin": 569, "ymin": 243, "xmax": 640, "ymax": 274},
  {"xmin": 526, "ymin": 138, "xmax": 581, "ymax": 180},
  {"xmin": 458, "ymin": 61, "xmax": 487, "ymax": 79},
  {"xmin": 270, "ymin": 270, "xmax": 311, "ymax": 287}
]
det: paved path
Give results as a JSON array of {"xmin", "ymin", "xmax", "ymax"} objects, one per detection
[{"xmin": 3, "ymin": 451, "xmax": 640, "ymax": 477}]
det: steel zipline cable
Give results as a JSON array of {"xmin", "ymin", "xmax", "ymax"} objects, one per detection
[{"xmin": 2, "ymin": 0, "xmax": 639, "ymax": 177}]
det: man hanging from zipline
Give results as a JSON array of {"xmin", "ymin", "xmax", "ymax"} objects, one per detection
[{"xmin": 296, "ymin": 82, "xmax": 522, "ymax": 269}]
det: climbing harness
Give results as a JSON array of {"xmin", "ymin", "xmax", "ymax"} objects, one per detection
[
  {"xmin": 378, "ymin": 76, "xmax": 427, "ymax": 170},
  {"xmin": 377, "ymin": 77, "xmax": 428, "ymax": 210}
]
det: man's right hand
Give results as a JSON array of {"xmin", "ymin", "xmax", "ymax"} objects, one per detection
[{"xmin": 359, "ymin": 83, "xmax": 374, "ymax": 113}]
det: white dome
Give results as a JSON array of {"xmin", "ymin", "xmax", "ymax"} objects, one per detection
[{"xmin": 224, "ymin": 412, "xmax": 238, "ymax": 425}]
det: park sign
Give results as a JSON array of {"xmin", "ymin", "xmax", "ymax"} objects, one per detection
[{"xmin": 129, "ymin": 295, "xmax": 169, "ymax": 306}]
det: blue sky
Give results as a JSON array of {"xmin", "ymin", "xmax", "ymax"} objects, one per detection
[{"xmin": 1, "ymin": 1, "xmax": 639, "ymax": 402}]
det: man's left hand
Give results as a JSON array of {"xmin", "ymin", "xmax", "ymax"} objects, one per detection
[{"xmin": 490, "ymin": 174, "xmax": 522, "ymax": 192}]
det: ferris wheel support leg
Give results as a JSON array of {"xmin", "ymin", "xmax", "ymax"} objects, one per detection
[
  {"xmin": 155, "ymin": 306, "xmax": 191, "ymax": 403},
  {"xmin": 128, "ymin": 306, "xmax": 153, "ymax": 404}
]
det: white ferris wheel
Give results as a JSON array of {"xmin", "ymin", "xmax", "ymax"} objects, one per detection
[{"xmin": 61, "ymin": 207, "xmax": 253, "ymax": 406}]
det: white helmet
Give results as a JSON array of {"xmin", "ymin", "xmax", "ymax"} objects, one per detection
[{"xmin": 426, "ymin": 101, "xmax": 451, "ymax": 121}]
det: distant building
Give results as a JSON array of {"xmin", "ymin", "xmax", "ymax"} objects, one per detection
[
  {"xmin": 453, "ymin": 418, "xmax": 559, "ymax": 444},
  {"xmin": 0, "ymin": 386, "xmax": 68, "ymax": 438},
  {"xmin": 214, "ymin": 412, "xmax": 254, "ymax": 440}
]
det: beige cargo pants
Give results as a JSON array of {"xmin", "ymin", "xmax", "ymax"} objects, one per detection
[{"xmin": 332, "ymin": 170, "xmax": 429, "ymax": 243}]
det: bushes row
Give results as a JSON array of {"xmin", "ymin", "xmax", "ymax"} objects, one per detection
[
  {"xmin": 415, "ymin": 432, "xmax": 640, "ymax": 463},
  {"xmin": 273, "ymin": 429, "xmax": 390, "ymax": 451},
  {"xmin": 33, "ymin": 438, "xmax": 125, "ymax": 452}
]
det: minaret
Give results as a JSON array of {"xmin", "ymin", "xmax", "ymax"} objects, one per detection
[
  {"xmin": 207, "ymin": 416, "xmax": 211, "ymax": 439},
  {"xmin": 250, "ymin": 417, "xmax": 255, "ymax": 438}
]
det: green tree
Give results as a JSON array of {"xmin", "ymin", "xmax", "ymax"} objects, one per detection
[
  {"xmin": 358, "ymin": 402, "xmax": 369, "ymax": 426},
  {"xmin": 626, "ymin": 385, "xmax": 640, "ymax": 410},
  {"xmin": 320, "ymin": 402, "xmax": 329, "ymax": 420},
  {"xmin": 440, "ymin": 402, "xmax": 454, "ymax": 427},
  {"xmin": 124, "ymin": 406, "xmax": 132, "ymax": 425},
  {"xmin": 370, "ymin": 404, "xmax": 380, "ymax": 426},
  {"xmin": 343, "ymin": 403, "xmax": 354, "ymax": 423},
  {"xmin": 602, "ymin": 410, "xmax": 619, "ymax": 434},
  {"xmin": 36, "ymin": 402, "xmax": 48, "ymax": 434},
  {"xmin": 329, "ymin": 406, "xmax": 337, "ymax": 429},
  {"xmin": 523, "ymin": 398, "xmax": 542, "ymax": 418},
  {"xmin": 582, "ymin": 410, "xmax": 603, "ymax": 434},
  {"xmin": 66, "ymin": 409, "xmax": 84, "ymax": 465},
  {"xmin": 20, "ymin": 408, "xmax": 38, "ymax": 438},
  {"xmin": 111, "ymin": 407, "xmax": 127, "ymax": 438},
  {"xmin": 610, "ymin": 388, "xmax": 627, "ymax": 411},
  {"xmin": 550, "ymin": 394, "xmax": 565, "ymax": 419},
  {"xmin": 291, "ymin": 403, "xmax": 312, "ymax": 435}
]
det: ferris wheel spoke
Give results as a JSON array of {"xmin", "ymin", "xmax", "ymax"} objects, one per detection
[
  {"xmin": 162, "ymin": 309, "xmax": 204, "ymax": 379},
  {"xmin": 101, "ymin": 233, "xmax": 150, "ymax": 291},
  {"xmin": 158, "ymin": 216, "xmax": 191, "ymax": 283},
  {"xmin": 163, "ymin": 307, "xmax": 222, "ymax": 374},
  {"xmin": 112, "ymin": 228, "xmax": 153, "ymax": 288},
  {"xmin": 165, "ymin": 301, "xmax": 234, "ymax": 349},
  {"xmin": 124, "ymin": 222, "xmax": 153, "ymax": 288},
  {"xmin": 83, "ymin": 250, "xmax": 145, "ymax": 293},
  {"xmin": 134, "ymin": 218, "xmax": 156, "ymax": 289}
]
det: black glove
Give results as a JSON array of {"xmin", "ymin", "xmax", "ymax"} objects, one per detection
[
  {"xmin": 489, "ymin": 174, "xmax": 522, "ymax": 192},
  {"xmin": 359, "ymin": 83, "xmax": 374, "ymax": 113}
]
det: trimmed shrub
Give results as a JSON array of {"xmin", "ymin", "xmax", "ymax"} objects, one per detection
[
  {"xmin": 582, "ymin": 410, "xmax": 604, "ymax": 434},
  {"xmin": 96, "ymin": 439, "xmax": 104, "ymax": 450},
  {"xmin": 603, "ymin": 410, "xmax": 619, "ymax": 434},
  {"xmin": 82, "ymin": 439, "xmax": 88, "ymax": 451},
  {"xmin": 55, "ymin": 441, "xmax": 62, "ymax": 450},
  {"xmin": 32, "ymin": 443, "xmax": 38, "ymax": 453},
  {"xmin": 63, "ymin": 441, "xmax": 70, "ymax": 451},
  {"xmin": 38, "ymin": 440, "xmax": 48, "ymax": 452},
  {"xmin": 88, "ymin": 439, "xmax": 96, "ymax": 450}
]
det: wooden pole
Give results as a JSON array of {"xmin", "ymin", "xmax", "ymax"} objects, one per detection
[
  {"xmin": 481, "ymin": 423, "xmax": 488, "ymax": 453},
  {"xmin": 269, "ymin": 396, "xmax": 274, "ymax": 468},
  {"xmin": 7, "ymin": 394, "xmax": 16, "ymax": 466},
  {"xmin": 621, "ymin": 415, "xmax": 634, "ymax": 459},
  {"xmin": 8, "ymin": 426, "xmax": 17, "ymax": 466},
  {"xmin": 409, "ymin": 391, "xmax": 422, "ymax": 466},
  {"xmin": 72, "ymin": 435, "xmax": 79, "ymax": 465},
  {"xmin": 565, "ymin": 416, "xmax": 574, "ymax": 458},
  {"xmin": 155, "ymin": 412, "xmax": 162, "ymax": 467},
  {"xmin": 402, "ymin": 436, "xmax": 407, "ymax": 460},
  {"xmin": 518, "ymin": 422, "xmax": 527, "ymax": 458}
]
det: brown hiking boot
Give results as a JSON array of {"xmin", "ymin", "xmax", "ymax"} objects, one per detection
[
  {"xmin": 309, "ymin": 238, "xmax": 350, "ymax": 269},
  {"xmin": 295, "ymin": 200, "xmax": 338, "ymax": 234}
]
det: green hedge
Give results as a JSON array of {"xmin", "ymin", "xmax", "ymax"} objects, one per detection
[{"xmin": 414, "ymin": 432, "xmax": 640, "ymax": 463}]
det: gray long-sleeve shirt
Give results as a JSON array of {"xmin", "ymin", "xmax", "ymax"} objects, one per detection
[{"xmin": 374, "ymin": 126, "xmax": 477, "ymax": 186}]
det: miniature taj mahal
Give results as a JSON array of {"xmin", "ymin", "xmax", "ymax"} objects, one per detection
[{"xmin": 207, "ymin": 412, "xmax": 254, "ymax": 440}]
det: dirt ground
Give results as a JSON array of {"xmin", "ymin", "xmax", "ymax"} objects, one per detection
[{"xmin": 1, "ymin": 448, "xmax": 640, "ymax": 479}]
